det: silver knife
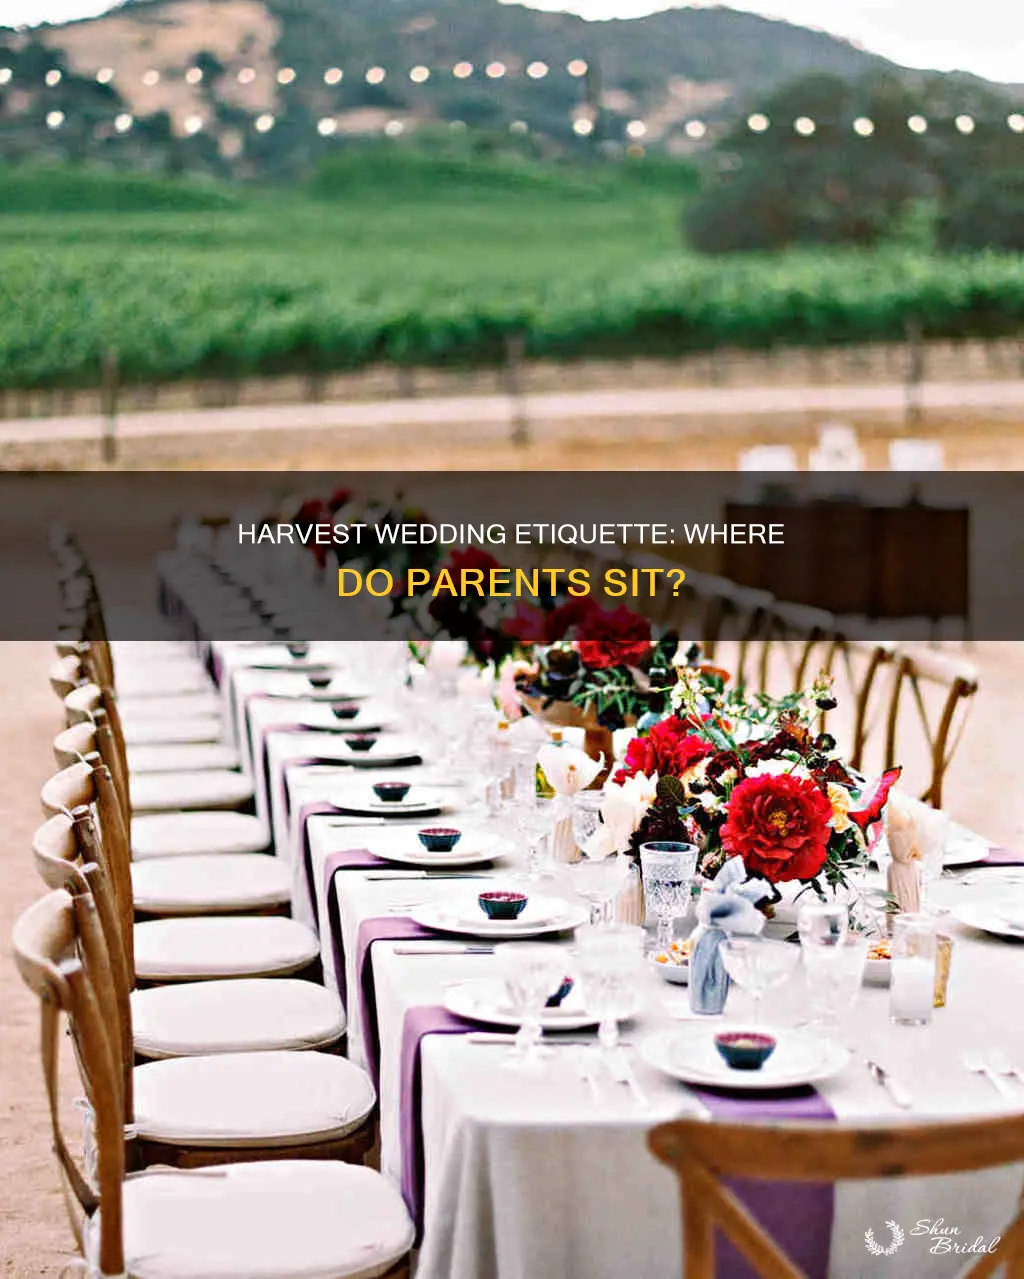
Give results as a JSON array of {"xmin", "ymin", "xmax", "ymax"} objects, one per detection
[{"xmin": 866, "ymin": 1059, "xmax": 913, "ymax": 1108}]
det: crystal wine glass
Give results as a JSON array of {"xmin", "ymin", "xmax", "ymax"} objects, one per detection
[
  {"xmin": 496, "ymin": 944, "xmax": 565, "ymax": 1071},
  {"xmin": 797, "ymin": 901, "xmax": 850, "ymax": 949},
  {"xmin": 574, "ymin": 924, "xmax": 645, "ymax": 1061},
  {"xmin": 570, "ymin": 792, "xmax": 618, "ymax": 923},
  {"xmin": 720, "ymin": 936, "xmax": 800, "ymax": 1024},
  {"xmin": 640, "ymin": 842, "xmax": 699, "ymax": 954},
  {"xmin": 800, "ymin": 934, "xmax": 869, "ymax": 1039}
]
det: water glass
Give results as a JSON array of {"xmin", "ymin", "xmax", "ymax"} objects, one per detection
[
  {"xmin": 890, "ymin": 913, "xmax": 936, "ymax": 1026},
  {"xmin": 496, "ymin": 944, "xmax": 565, "ymax": 1070},
  {"xmin": 640, "ymin": 842, "xmax": 699, "ymax": 953},
  {"xmin": 720, "ymin": 936, "xmax": 800, "ymax": 1023},
  {"xmin": 801, "ymin": 935, "xmax": 869, "ymax": 1037},
  {"xmin": 797, "ymin": 901, "xmax": 849, "ymax": 949},
  {"xmin": 512, "ymin": 795, "xmax": 558, "ymax": 881},
  {"xmin": 574, "ymin": 924, "xmax": 645, "ymax": 1057},
  {"xmin": 571, "ymin": 793, "xmax": 616, "ymax": 923}
]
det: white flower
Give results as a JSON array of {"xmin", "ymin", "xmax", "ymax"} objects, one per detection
[
  {"xmin": 425, "ymin": 639, "xmax": 467, "ymax": 673},
  {"xmin": 538, "ymin": 743, "xmax": 603, "ymax": 796},
  {"xmin": 746, "ymin": 758, "xmax": 809, "ymax": 781},
  {"xmin": 590, "ymin": 771, "xmax": 658, "ymax": 858}
]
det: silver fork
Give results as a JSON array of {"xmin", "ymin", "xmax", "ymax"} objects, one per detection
[
  {"xmin": 607, "ymin": 1049, "xmax": 651, "ymax": 1111},
  {"xmin": 963, "ymin": 1051, "xmax": 1015, "ymax": 1099},
  {"xmin": 578, "ymin": 1047, "xmax": 602, "ymax": 1103},
  {"xmin": 988, "ymin": 1049, "xmax": 1024, "ymax": 1086}
]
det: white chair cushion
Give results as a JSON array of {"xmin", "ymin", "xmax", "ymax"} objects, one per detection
[
  {"xmin": 124, "ymin": 716, "xmax": 224, "ymax": 746},
  {"xmin": 120, "ymin": 1161, "xmax": 413, "ymax": 1279},
  {"xmin": 120, "ymin": 692, "xmax": 222, "ymax": 720},
  {"xmin": 112, "ymin": 639, "xmax": 198, "ymax": 665},
  {"xmin": 130, "ymin": 770, "xmax": 254, "ymax": 814},
  {"xmin": 131, "ymin": 813, "xmax": 267, "ymax": 859},
  {"xmin": 135, "ymin": 916, "xmax": 318, "ymax": 981},
  {"xmin": 129, "ymin": 742, "xmax": 241, "ymax": 774},
  {"xmin": 131, "ymin": 979, "xmax": 346, "ymax": 1059},
  {"xmin": 133, "ymin": 1051, "xmax": 374, "ymax": 1146},
  {"xmin": 131, "ymin": 854, "xmax": 289, "ymax": 914},
  {"xmin": 116, "ymin": 667, "xmax": 212, "ymax": 698}
]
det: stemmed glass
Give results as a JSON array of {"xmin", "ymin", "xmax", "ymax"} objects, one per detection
[
  {"xmin": 720, "ymin": 936, "xmax": 800, "ymax": 1024},
  {"xmin": 640, "ymin": 842, "xmax": 699, "ymax": 954},
  {"xmin": 512, "ymin": 795, "xmax": 558, "ymax": 881},
  {"xmin": 797, "ymin": 902, "xmax": 849, "ymax": 949},
  {"xmin": 799, "ymin": 934, "xmax": 869, "ymax": 1039},
  {"xmin": 574, "ymin": 924, "xmax": 645, "ymax": 1061},
  {"xmin": 570, "ymin": 792, "xmax": 620, "ymax": 924},
  {"xmin": 496, "ymin": 944, "xmax": 566, "ymax": 1071}
]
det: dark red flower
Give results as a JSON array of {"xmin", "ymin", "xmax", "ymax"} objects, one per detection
[
  {"xmin": 447, "ymin": 546, "xmax": 504, "ymax": 577},
  {"xmin": 721, "ymin": 773, "xmax": 833, "ymax": 884},
  {"xmin": 502, "ymin": 596, "xmax": 599, "ymax": 644},
  {"xmin": 615, "ymin": 716, "xmax": 714, "ymax": 783},
  {"xmin": 849, "ymin": 767, "xmax": 902, "ymax": 833},
  {"xmin": 574, "ymin": 606, "xmax": 652, "ymax": 670}
]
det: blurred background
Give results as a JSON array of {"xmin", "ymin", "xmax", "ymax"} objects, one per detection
[{"xmin": 0, "ymin": 0, "xmax": 1022, "ymax": 471}]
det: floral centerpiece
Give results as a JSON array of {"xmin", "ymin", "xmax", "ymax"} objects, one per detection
[{"xmin": 599, "ymin": 648, "xmax": 900, "ymax": 903}]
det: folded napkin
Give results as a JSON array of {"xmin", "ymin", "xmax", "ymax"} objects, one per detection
[
  {"xmin": 967, "ymin": 846, "xmax": 1024, "ymax": 869},
  {"xmin": 356, "ymin": 916, "xmax": 435, "ymax": 1084},
  {"xmin": 538, "ymin": 744, "xmax": 604, "ymax": 863},
  {"xmin": 399, "ymin": 1005, "xmax": 478, "ymax": 1240},
  {"xmin": 322, "ymin": 848, "xmax": 393, "ymax": 996},
  {"xmin": 690, "ymin": 1084, "xmax": 835, "ymax": 1279}
]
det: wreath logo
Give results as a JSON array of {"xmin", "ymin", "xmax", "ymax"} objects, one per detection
[{"xmin": 864, "ymin": 1221, "xmax": 906, "ymax": 1256}]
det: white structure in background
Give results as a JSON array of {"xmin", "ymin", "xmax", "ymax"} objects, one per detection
[
  {"xmin": 889, "ymin": 439, "xmax": 945, "ymax": 470},
  {"xmin": 809, "ymin": 421, "xmax": 865, "ymax": 471},
  {"xmin": 737, "ymin": 444, "xmax": 798, "ymax": 471}
]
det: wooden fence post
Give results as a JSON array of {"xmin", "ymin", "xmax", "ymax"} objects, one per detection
[
  {"xmin": 100, "ymin": 349, "xmax": 120, "ymax": 464},
  {"xmin": 504, "ymin": 331, "xmax": 529, "ymax": 446}
]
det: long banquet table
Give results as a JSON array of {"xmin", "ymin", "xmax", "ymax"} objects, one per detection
[{"xmin": 210, "ymin": 639, "xmax": 1024, "ymax": 1279}]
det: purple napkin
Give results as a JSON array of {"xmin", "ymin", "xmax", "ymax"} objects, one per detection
[
  {"xmin": 689, "ymin": 1084, "xmax": 836, "ymax": 1279},
  {"xmin": 399, "ymin": 1004, "xmax": 477, "ymax": 1239},
  {"xmin": 972, "ymin": 846, "xmax": 1024, "ymax": 868},
  {"xmin": 322, "ymin": 847, "xmax": 391, "ymax": 999},
  {"xmin": 355, "ymin": 915, "xmax": 434, "ymax": 1084},
  {"xmin": 293, "ymin": 797, "xmax": 348, "ymax": 923}
]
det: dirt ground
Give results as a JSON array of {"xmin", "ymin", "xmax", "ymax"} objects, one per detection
[{"xmin": 4, "ymin": 637, "xmax": 1024, "ymax": 1274}]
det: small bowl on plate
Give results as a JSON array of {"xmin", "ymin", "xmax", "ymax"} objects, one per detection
[
  {"xmin": 714, "ymin": 1032, "xmax": 777, "ymax": 1071},
  {"xmin": 479, "ymin": 891, "xmax": 528, "ymax": 921},
  {"xmin": 417, "ymin": 827, "xmax": 462, "ymax": 853},
  {"xmin": 348, "ymin": 734, "xmax": 379, "ymax": 753},
  {"xmin": 372, "ymin": 781, "xmax": 410, "ymax": 803},
  {"xmin": 308, "ymin": 673, "xmax": 333, "ymax": 691},
  {"xmin": 330, "ymin": 702, "xmax": 360, "ymax": 721},
  {"xmin": 286, "ymin": 642, "xmax": 310, "ymax": 660},
  {"xmin": 546, "ymin": 976, "xmax": 574, "ymax": 1008}
]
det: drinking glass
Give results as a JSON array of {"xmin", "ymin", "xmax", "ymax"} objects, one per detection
[
  {"xmin": 890, "ymin": 913, "xmax": 936, "ymax": 1027},
  {"xmin": 571, "ymin": 792, "xmax": 617, "ymax": 923},
  {"xmin": 918, "ymin": 807, "xmax": 951, "ymax": 909},
  {"xmin": 800, "ymin": 934, "xmax": 869, "ymax": 1038},
  {"xmin": 720, "ymin": 936, "xmax": 800, "ymax": 1024},
  {"xmin": 797, "ymin": 901, "xmax": 849, "ymax": 949},
  {"xmin": 640, "ymin": 842, "xmax": 699, "ymax": 953},
  {"xmin": 512, "ymin": 795, "xmax": 558, "ymax": 881},
  {"xmin": 574, "ymin": 924, "xmax": 645, "ymax": 1059},
  {"xmin": 496, "ymin": 944, "xmax": 565, "ymax": 1071}
]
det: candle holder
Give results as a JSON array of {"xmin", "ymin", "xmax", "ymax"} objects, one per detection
[{"xmin": 889, "ymin": 913, "xmax": 936, "ymax": 1027}]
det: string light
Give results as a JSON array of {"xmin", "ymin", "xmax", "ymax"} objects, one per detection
[
  {"xmin": 1009, "ymin": 113, "xmax": 1024, "ymax": 133},
  {"xmin": 324, "ymin": 67, "xmax": 343, "ymax": 85},
  {"xmin": 384, "ymin": 119, "xmax": 404, "ymax": 137},
  {"xmin": 853, "ymin": 116, "xmax": 875, "ymax": 136},
  {"xmin": 452, "ymin": 61, "xmax": 473, "ymax": 79},
  {"xmin": 0, "ymin": 68, "xmax": 12, "ymax": 85},
  {"xmin": 955, "ymin": 114, "xmax": 975, "ymax": 134},
  {"xmin": 449, "ymin": 119, "xmax": 467, "ymax": 131},
  {"xmin": 254, "ymin": 113, "xmax": 275, "ymax": 133},
  {"xmin": 567, "ymin": 59, "xmax": 588, "ymax": 77},
  {"xmin": 794, "ymin": 116, "xmax": 816, "ymax": 136},
  {"xmin": 96, "ymin": 67, "xmax": 114, "ymax": 85},
  {"xmin": 625, "ymin": 119, "xmax": 646, "ymax": 139},
  {"xmin": 46, "ymin": 110, "xmax": 64, "ymax": 129},
  {"xmin": 685, "ymin": 119, "xmax": 706, "ymax": 139},
  {"xmin": 908, "ymin": 114, "xmax": 928, "ymax": 134},
  {"xmin": 114, "ymin": 112, "xmax": 133, "ymax": 133},
  {"xmin": 184, "ymin": 114, "xmax": 204, "ymax": 134},
  {"xmin": 317, "ymin": 117, "xmax": 337, "ymax": 136},
  {"xmin": 409, "ymin": 65, "xmax": 430, "ymax": 83},
  {"xmin": 366, "ymin": 66, "xmax": 386, "ymax": 84},
  {"xmin": 277, "ymin": 67, "xmax": 296, "ymax": 85},
  {"xmin": 142, "ymin": 69, "xmax": 160, "ymax": 87},
  {"xmin": 747, "ymin": 113, "xmax": 770, "ymax": 132},
  {"xmin": 485, "ymin": 61, "xmax": 507, "ymax": 79},
  {"xmin": 526, "ymin": 61, "xmax": 548, "ymax": 78},
  {"xmin": 185, "ymin": 67, "xmax": 203, "ymax": 85},
  {"xmin": 237, "ymin": 67, "xmax": 256, "ymax": 85},
  {"xmin": 510, "ymin": 119, "xmax": 529, "ymax": 134},
  {"xmin": 45, "ymin": 69, "xmax": 62, "ymax": 87},
  {"xmin": 572, "ymin": 117, "xmax": 594, "ymax": 136}
]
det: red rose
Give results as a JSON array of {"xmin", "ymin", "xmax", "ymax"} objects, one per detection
[
  {"xmin": 721, "ymin": 773, "xmax": 833, "ymax": 884},
  {"xmin": 574, "ymin": 606, "xmax": 652, "ymax": 670},
  {"xmin": 501, "ymin": 597, "xmax": 598, "ymax": 645},
  {"xmin": 616, "ymin": 716, "xmax": 714, "ymax": 782}
]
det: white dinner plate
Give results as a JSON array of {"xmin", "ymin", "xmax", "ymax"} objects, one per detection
[
  {"xmin": 944, "ymin": 823, "xmax": 994, "ymax": 868},
  {"xmin": 327, "ymin": 785, "xmax": 445, "ymax": 818},
  {"xmin": 642, "ymin": 1024, "xmax": 851, "ymax": 1091},
  {"xmin": 650, "ymin": 954, "xmax": 689, "ymax": 985},
  {"xmin": 444, "ymin": 978, "xmax": 598, "ymax": 1031},
  {"xmin": 412, "ymin": 897, "xmax": 589, "ymax": 939},
  {"xmin": 322, "ymin": 737, "xmax": 423, "ymax": 768},
  {"xmin": 368, "ymin": 832, "xmax": 515, "ymax": 869},
  {"xmin": 952, "ymin": 900, "xmax": 1024, "ymax": 941}
]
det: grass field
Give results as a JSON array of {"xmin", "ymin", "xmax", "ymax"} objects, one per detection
[{"xmin": 1, "ymin": 153, "xmax": 1023, "ymax": 391}]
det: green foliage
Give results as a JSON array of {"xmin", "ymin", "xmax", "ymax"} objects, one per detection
[
  {"xmin": 938, "ymin": 169, "xmax": 1024, "ymax": 252},
  {"xmin": 0, "ymin": 156, "xmax": 1022, "ymax": 392}
]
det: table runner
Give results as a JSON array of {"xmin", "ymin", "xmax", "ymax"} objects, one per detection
[
  {"xmin": 689, "ymin": 1084, "xmax": 836, "ymax": 1279},
  {"xmin": 322, "ymin": 848, "xmax": 392, "ymax": 1002},
  {"xmin": 293, "ymin": 796, "xmax": 349, "ymax": 924},
  {"xmin": 356, "ymin": 915, "xmax": 434, "ymax": 1084},
  {"xmin": 399, "ymin": 1004, "xmax": 478, "ymax": 1241}
]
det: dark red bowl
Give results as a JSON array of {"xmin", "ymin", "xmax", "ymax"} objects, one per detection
[
  {"xmin": 308, "ymin": 673, "xmax": 333, "ymax": 690},
  {"xmin": 373, "ymin": 781, "xmax": 410, "ymax": 803},
  {"xmin": 546, "ymin": 976, "xmax": 574, "ymax": 1008},
  {"xmin": 714, "ymin": 1032, "xmax": 777, "ymax": 1071},
  {"xmin": 479, "ymin": 891, "xmax": 528, "ymax": 921},
  {"xmin": 348, "ymin": 734, "xmax": 379, "ymax": 753},
  {"xmin": 330, "ymin": 702, "xmax": 360, "ymax": 721},
  {"xmin": 417, "ymin": 827, "xmax": 462, "ymax": 852}
]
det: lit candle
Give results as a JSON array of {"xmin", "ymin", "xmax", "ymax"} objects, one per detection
[{"xmin": 890, "ymin": 955, "xmax": 935, "ymax": 1025}]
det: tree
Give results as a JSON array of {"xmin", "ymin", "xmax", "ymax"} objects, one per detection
[{"xmin": 939, "ymin": 169, "xmax": 1024, "ymax": 252}]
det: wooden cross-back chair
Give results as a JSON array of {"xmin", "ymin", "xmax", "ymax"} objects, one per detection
[
  {"xmin": 649, "ymin": 1114, "xmax": 1024, "ymax": 1279},
  {"xmin": 14, "ymin": 890, "xmax": 413, "ymax": 1278},
  {"xmin": 883, "ymin": 647, "xmax": 979, "ymax": 810},
  {"xmin": 815, "ymin": 637, "xmax": 896, "ymax": 773},
  {"xmin": 749, "ymin": 601, "xmax": 838, "ymax": 700}
]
